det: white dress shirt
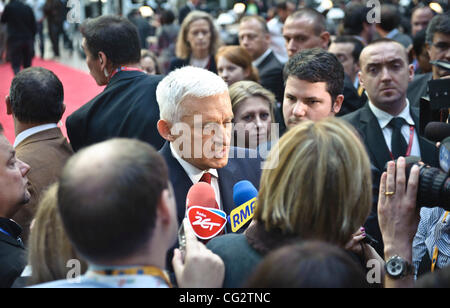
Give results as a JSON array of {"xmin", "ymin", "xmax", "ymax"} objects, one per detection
[
  {"xmin": 368, "ymin": 100, "xmax": 421, "ymax": 158},
  {"xmin": 170, "ymin": 143, "xmax": 222, "ymax": 210}
]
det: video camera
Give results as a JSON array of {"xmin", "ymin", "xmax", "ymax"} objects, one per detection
[
  {"xmin": 419, "ymin": 60, "xmax": 450, "ymax": 139},
  {"xmin": 391, "ymin": 137, "xmax": 450, "ymax": 211}
]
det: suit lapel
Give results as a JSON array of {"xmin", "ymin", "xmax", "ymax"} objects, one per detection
[
  {"xmin": 256, "ymin": 51, "xmax": 274, "ymax": 71},
  {"xmin": 160, "ymin": 142, "xmax": 193, "ymax": 223},
  {"xmin": 359, "ymin": 105, "xmax": 392, "ymax": 170}
]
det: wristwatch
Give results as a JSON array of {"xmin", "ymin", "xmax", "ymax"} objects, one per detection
[{"xmin": 385, "ymin": 255, "xmax": 415, "ymax": 279}]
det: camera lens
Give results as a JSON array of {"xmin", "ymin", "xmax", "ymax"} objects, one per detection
[{"xmin": 417, "ymin": 165, "xmax": 450, "ymax": 210}]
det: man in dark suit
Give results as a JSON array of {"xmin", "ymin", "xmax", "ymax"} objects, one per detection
[
  {"xmin": 238, "ymin": 15, "xmax": 284, "ymax": 102},
  {"xmin": 6, "ymin": 67, "xmax": 73, "ymax": 243},
  {"xmin": 343, "ymin": 39, "xmax": 439, "ymax": 256},
  {"xmin": 66, "ymin": 15, "xmax": 165, "ymax": 152},
  {"xmin": 0, "ymin": 123, "xmax": 30, "ymax": 288},
  {"xmin": 343, "ymin": 39, "xmax": 439, "ymax": 171},
  {"xmin": 0, "ymin": 0, "xmax": 36, "ymax": 74},
  {"xmin": 239, "ymin": 15, "xmax": 285, "ymax": 133},
  {"xmin": 283, "ymin": 8, "xmax": 365, "ymax": 116},
  {"xmin": 155, "ymin": 66, "xmax": 262, "ymax": 226}
]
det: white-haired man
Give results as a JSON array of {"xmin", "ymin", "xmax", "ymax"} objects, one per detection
[{"xmin": 156, "ymin": 66, "xmax": 262, "ymax": 225}]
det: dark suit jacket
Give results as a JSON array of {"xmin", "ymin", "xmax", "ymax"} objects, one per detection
[
  {"xmin": 343, "ymin": 104, "xmax": 439, "ymax": 257},
  {"xmin": 256, "ymin": 50, "xmax": 284, "ymax": 103},
  {"xmin": 0, "ymin": 0, "xmax": 36, "ymax": 42},
  {"xmin": 14, "ymin": 127, "xmax": 73, "ymax": 244},
  {"xmin": 342, "ymin": 103, "xmax": 439, "ymax": 172},
  {"xmin": 66, "ymin": 71, "xmax": 165, "ymax": 152},
  {"xmin": 407, "ymin": 72, "xmax": 432, "ymax": 109},
  {"xmin": 169, "ymin": 56, "xmax": 217, "ymax": 74},
  {"xmin": 0, "ymin": 218, "xmax": 26, "ymax": 288},
  {"xmin": 159, "ymin": 142, "xmax": 262, "ymax": 226},
  {"xmin": 337, "ymin": 74, "xmax": 367, "ymax": 117}
]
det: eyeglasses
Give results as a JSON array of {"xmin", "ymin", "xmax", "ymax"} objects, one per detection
[{"xmin": 431, "ymin": 42, "xmax": 450, "ymax": 52}]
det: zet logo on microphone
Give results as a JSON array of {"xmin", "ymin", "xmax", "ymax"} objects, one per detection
[{"xmin": 187, "ymin": 206, "xmax": 227, "ymax": 240}]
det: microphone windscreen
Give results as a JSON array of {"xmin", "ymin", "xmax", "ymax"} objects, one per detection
[
  {"xmin": 233, "ymin": 180, "xmax": 258, "ymax": 207},
  {"xmin": 425, "ymin": 122, "xmax": 450, "ymax": 142},
  {"xmin": 186, "ymin": 182, "xmax": 217, "ymax": 209}
]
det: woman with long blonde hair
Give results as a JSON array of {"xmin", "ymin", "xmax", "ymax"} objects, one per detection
[
  {"xmin": 169, "ymin": 11, "xmax": 221, "ymax": 73},
  {"xmin": 207, "ymin": 118, "xmax": 376, "ymax": 287}
]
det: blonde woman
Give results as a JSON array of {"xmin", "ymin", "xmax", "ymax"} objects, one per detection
[
  {"xmin": 229, "ymin": 80, "xmax": 276, "ymax": 149},
  {"xmin": 207, "ymin": 118, "xmax": 378, "ymax": 287},
  {"xmin": 26, "ymin": 183, "xmax": 87, "ymax": 286},
  {"xmin": 169, "ymin": 11, "xmax": 221, "ymax": 73}
]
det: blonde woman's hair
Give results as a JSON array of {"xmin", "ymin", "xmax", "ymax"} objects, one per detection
[
  {"xmin": 255, "ymin": 118, "xmax": 372, "ymax": 247},
  {"xmin": 229, "ymin": 80, "xmax": 276, "ymax": 121},
  {"xmin": 27, "ymin": 183, "xmax": 87, "ymax": 285},
  {"xmin": 215, "ymin": 45, "xmax": 259, "ymax": 83},
  {"xmin": 176, "ymin": 10, "xmax": 221, "ymax": 59}
]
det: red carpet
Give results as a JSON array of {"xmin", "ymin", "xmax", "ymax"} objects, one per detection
[{"xmin": 0, "ymin": 58, "xmax": 104, "ymax": 144}]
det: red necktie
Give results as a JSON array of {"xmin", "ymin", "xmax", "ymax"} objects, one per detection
[
  {"xmin": 198, "ymin": 171, "xmax": 224, "ymax": 237},
  {"xmin": 199, "ymin": 172, "xmax": 212, "ymax": 185}
]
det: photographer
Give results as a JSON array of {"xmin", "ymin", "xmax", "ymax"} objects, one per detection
[{"xmin": 407, "ymin": 13, "xmax": 450, "ymax": 108}]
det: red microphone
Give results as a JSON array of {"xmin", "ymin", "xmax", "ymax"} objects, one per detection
[
  {"xmin": 186, "ymin": 182, "xmax": 218, "ymax": 209},
  {"xmin": 185, "ymin": 182, "xmax": 226, "ymax": 241}
]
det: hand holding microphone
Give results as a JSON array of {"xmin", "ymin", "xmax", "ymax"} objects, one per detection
[{"xmin": 172, "ymin": 219, "xmax": 225, "ymax": 288}]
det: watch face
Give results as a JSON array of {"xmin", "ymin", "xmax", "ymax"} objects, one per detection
[{"xmin": 387, "ymin": 257, "xmax": 406, "ymax": 277}]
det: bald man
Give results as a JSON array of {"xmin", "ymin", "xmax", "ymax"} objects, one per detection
[{"xmin": 343, "ymin": 38, "xmax": 438, "ymax": 172}]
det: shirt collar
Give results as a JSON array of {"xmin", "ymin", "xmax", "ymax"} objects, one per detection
[
  {"xmin": 252, "ymin": 48, "xmax": 272, "ymax": 67},
  {"xmin": 368, "ymin": 99, "xmax": 415, "ymax": 129},
  {"xmin": 13, "ymin": 123, "xmax": 58, "ymax": 148},
  {"xmin": 386, "ymin": 28, "xmax": 399, "ymax": 39},
  {"xmin": 169, "ymin": 142, "xmax": 218, "ymax": 184}
]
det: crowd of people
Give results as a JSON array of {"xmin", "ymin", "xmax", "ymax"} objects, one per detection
[{"xmin": 0, "ymin": 0, "xmax": 449, "ymax": 289}]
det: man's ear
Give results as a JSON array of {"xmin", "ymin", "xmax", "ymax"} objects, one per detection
[
  {"xmin": 5, "ymin": 96, "xmax": 12, "ymax": 115},
  {"xmin": 98, "ymin": 51, "xmax": 109, "ymax": 71},
  {"xmin": 157, "ymin": 119, "xmax": 175, "ymax": 142},
  {"xmin": 358, "ymin": 71, "xmax": 364, "ymax": 89},
  {"xmin": 320, "ymin": 31, "xmax": 331, "ymax": 49},
  {"xmin": 157, "ymin": 189, "xmax": 171, "ymax": 226},
  {"xmin": 332, "ymin": 94, "xmax": 344, "ymax": 114},
  {"xmin": 408, "ymin": 63, "xmax": 415, "ymax": 82}
]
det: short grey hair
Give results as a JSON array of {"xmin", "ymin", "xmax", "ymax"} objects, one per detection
[{"xmin": 156, "ymin": 66, "xmax": 228, "ymax": 123}]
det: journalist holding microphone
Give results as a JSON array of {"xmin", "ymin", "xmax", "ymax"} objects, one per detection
[{"xmin": 208, "ymin": 118, "xmax": 380, "ymax": 287}]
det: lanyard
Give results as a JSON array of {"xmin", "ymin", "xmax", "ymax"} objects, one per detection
[
  {"xmin": 431, "ymin": 211, "xmax": 449, "ymax": 272},
  {"xmin": 109, "ymin": 66, "xmax": 143, "ymax": 80},
  {"xmin": 93, "ymin": 266, "xmax": 172, "ymax": 287},
  {"xmin": 389, "ymin": 125, "xmax": 415, "ymax": 160}
]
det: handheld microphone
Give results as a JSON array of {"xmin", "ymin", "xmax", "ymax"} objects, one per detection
[
  {"xmin": 185, "ymin": 182, "xmax": 226, "ymax": 240},
  {"xmin": 424, "ymin": 122, "xmax": 450, "ymax": 143},
  {"xmin": 230, "ymin": 180, "xmax": 258, "ymax": 232}
]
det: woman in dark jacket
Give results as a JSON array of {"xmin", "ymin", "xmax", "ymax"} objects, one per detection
[{"xmin": 169, "ymin": 10, "xmax": 221, "ymax": 73}]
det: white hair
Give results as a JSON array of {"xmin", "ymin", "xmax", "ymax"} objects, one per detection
[{"xmin": 156, "ymin": 66, "xmax": 229, "ymax": 123}]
